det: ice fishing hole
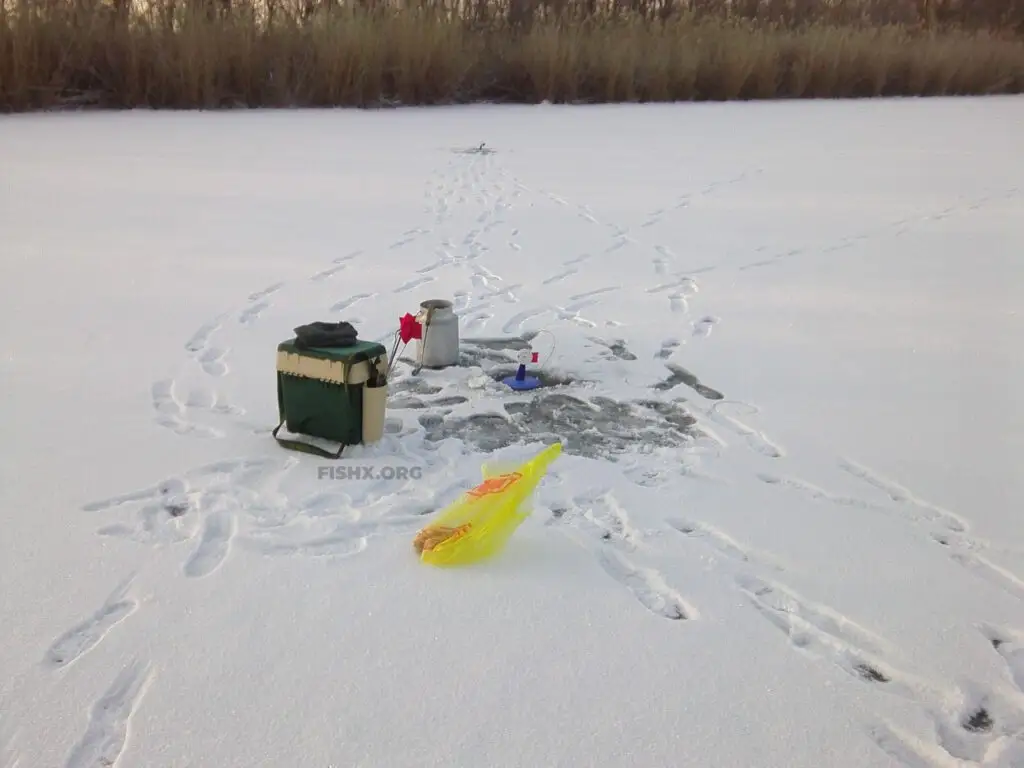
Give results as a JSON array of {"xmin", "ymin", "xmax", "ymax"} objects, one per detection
[{"xmin": 487, "ymin": 366, "xmax": 577, "ymax": 388}]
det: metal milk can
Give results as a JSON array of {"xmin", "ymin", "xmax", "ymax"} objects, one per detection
[{"xmin": 416, "ymin": 299, "xmax": 460, "ymax": 368}]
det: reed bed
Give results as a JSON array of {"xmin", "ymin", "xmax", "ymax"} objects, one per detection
[{"xmin": 2, "ymin": 0, "xmax": 1023, "ymax": 110}]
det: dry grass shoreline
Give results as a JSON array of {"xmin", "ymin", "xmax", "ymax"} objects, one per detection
[{"xmin": 2, "ymin": 0, "xmax": 1023, "ymax": 112}]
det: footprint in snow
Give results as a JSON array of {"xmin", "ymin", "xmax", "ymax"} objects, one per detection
[
  {"xmin": 43, "ymin": 576, "xmax": 139, "ymax": 670},
  {"xmin": 597, "ymin": 549, "xmax": 693, "ymax": 621},
  {"xmin": 248, "ymin": 282, "xmax": 285, "ymax": 302},
  {"xmin": 239, "ymin": 300, "xmax": 268, "ymax": 325},
  {"xmin": 667, "ymin": 518, "xmax": 784, "ymax": 571},
  {"xmin": 692, "ymin": 316, "xmax": 719, "ymax": 338},
  {"xmin": 656, "ymin": 339, "xmax": 680, "ymax": 359},
  {"xmin": 736, "ymin": 573, "xmax": 914, "ymax": 695},
  {"xmin": 394, "ymin": 276, "xmax": 434, "ymax": 294},
  {"xmin": 198, "ymin": 346, "xmax": 229, "ymax": 377},
  {"xmin": 182, "ymin": 508, "xmax": 236, "ymax": 578},
  {"xmin": 184, "ymin": 315, "xmax": 224, "ymax": 354},
  {"xmin": 64, "ymin": 660, "xmax": 153, "ymax": 768}
]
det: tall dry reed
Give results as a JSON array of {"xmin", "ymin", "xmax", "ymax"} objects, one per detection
[{"xmin": 1, "ymin": 0, "xmax": 1023, "ymax": 111}]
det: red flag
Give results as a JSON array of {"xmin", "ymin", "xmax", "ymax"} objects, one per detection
[{"xmin": 399, "ymin": 313, "xmax": 422, "ymax": 343}]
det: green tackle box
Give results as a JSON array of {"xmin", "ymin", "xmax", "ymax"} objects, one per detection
[{"xmin": 273, "ymin": 338, "xmax": 389, "ymax": 458}]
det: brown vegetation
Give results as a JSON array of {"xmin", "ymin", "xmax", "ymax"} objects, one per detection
[{"xmin": 1, "ymin": 0, "xmax": 1023, "ymax": 111}]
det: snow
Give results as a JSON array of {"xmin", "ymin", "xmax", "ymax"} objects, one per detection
[{"xmin": 2, "ymin": 96, "xmax": 1024, "ymax": 768}]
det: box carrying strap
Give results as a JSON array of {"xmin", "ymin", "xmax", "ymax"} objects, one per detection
[{"xmin": 271, "ymin": 421, "xmax": 346, "ymax": 459}]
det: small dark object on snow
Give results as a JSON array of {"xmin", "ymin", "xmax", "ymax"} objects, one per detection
[
  {"xmin": 963, "ymin": 708, "xmax": 994, "ymax": 733},
  {"xmin": 454, "ymin": 142, "xmax": 496, "ymax": 156},
  {"xmin": 854, "ymin": 663, "xmax": 890, "ymax": 683},
  {"xmin": 165, "ymin": 502, "xmax": 189, "ymax": 517}
]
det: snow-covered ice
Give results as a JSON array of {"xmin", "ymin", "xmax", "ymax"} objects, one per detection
[{"xmin": 2, "ymin": 96, "xmax": 1023, "ymax": 768}]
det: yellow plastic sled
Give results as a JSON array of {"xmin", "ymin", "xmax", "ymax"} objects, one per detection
[{"xmin": 413, "ymin": 442, "xmax": 562, "ymax": 566}]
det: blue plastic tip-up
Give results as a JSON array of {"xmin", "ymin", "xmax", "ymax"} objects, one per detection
[{"xmin": 503, "ymin": 363, "xmax": 541, "ymax": 391}]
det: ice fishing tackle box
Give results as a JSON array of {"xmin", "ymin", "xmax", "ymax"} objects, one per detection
[{"xmin": 273, "ymin": 332, "xmax": 388, "ymax": 459}]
